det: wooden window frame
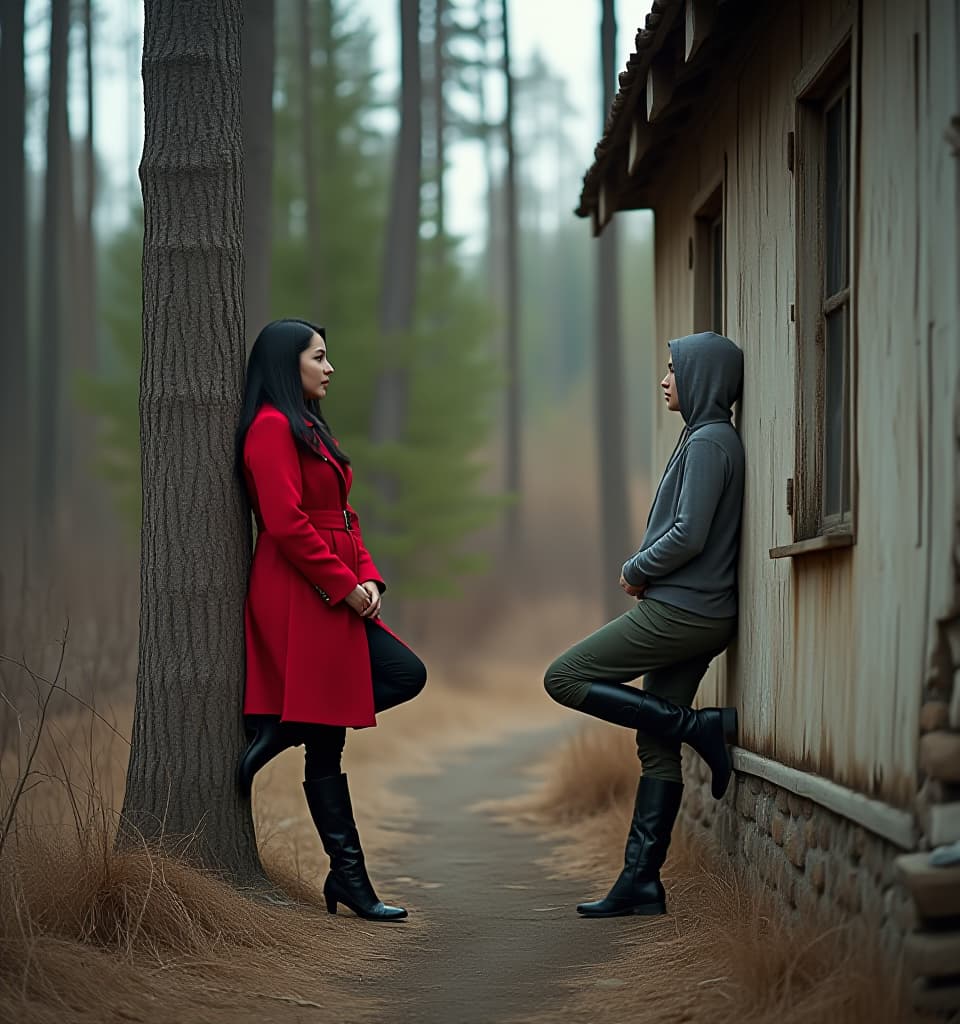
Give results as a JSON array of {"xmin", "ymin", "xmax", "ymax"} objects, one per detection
[
  {"xmin": 692, "ymin": 177, "xmax": 725, "ymax": 334},
  {"xmin": 791, "ymin": 27, "xmax": 858, "ymax": 548}
]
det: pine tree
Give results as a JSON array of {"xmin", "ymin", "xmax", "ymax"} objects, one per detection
[{"xmin": 85, "ymin": 0, "xmax": 501, "ymax": 599}]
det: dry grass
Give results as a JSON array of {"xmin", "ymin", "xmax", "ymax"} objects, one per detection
[
  {"xmin": 0, "ymin": 407, "xmax": 646, "ymax": 1024},
  {"xmin": 495, "ymin": 724, "xmax": 919, "ymax": 1024},
  {"xmin": 0, "ymin": 581, "xmax": 584, "ymax": 1024},
  {"xmin": 0, "ymin": 671, "xmax": 394, "ymax": 1024}
]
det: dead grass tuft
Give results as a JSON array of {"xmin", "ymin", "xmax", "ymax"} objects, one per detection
[{"xmin": 499, "ymin": 724, "xmax": 917, "ymax": 1024}]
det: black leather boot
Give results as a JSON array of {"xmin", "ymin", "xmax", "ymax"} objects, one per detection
[
  {"xmin": 577, "ymin": 683, "xmax": 738, "ymax": 799},
  {"xmin": 302, "ymin": 774, "xmax": 407, "ymax": 922},
  {"xmin": 237, "ymin": 716, "xmax": 295, "ymax": 800},
  {"xmin": 577, "ymin": 776, "xmax": 684, "ymax": 918}
]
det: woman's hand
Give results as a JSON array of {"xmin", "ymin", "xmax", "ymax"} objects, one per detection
[
  {"xmin": 359, "ymin": 581, "xmax": 382, "ymax": 619},
  {"xmin": 345, "ymin": 585, "xmax": 372, "ymax": 615},
  {"xmin": 619, "ymin": 572, "xmax": 646, "ymax": 599}
]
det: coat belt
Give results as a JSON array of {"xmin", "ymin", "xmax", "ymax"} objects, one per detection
[{"xmin": 303, "ymin": 508, "xmax": 356, "ymax": 531}]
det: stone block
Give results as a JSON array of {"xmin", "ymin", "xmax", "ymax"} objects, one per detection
[
  {"xmin": 749, "ymin": 776, "xmax": 762, "ymax": 795},
  {"xmin": 895, "ymin": 853, "xmax": 960, "ymax": 919},
  {"xmin": 787, "ymin": 794, "xmax": 804, "ymax": 818},
  {"xmin": 776, "ymin": 788, "xmax": 790, "ymax": 813},
  {"xmin": 785, "ymin": 825, "xmax": 807, "ymax": 868},
  {"xmin": 920, "ymin": 731, "xmax": 960, "ymax": 783},
  {"xmin": 911, "ymin": 977, "xmax": 960, "ymax": 1013},
  {"xmin": 919, "ymin": 700, "xmax": 950, "ymax": 733},
  {"xmin": 817, "ymin": 819, "xmax": 832, "ymax": 851},
  {"xmin": 904, "ymin": 928, "xmax": 960, "ymax": 977},
  {"xmin": 793, "ymin": 879, "xmax": 820, "ymax": 918},
  {"xmin": 804, "ymin": 818, "xmax": 819, "ymax": 850},
  {"xmin": 810, "ymin": 857, "xmax": 826, "ymax": 894},
  {"xmin": 850, "ymin": 826, "xmax": 867, "ymax": 862},
  {"xmin": 928, "ymin": 801, "xmax": 960, "ymax": 846},
  {"xmin": 771, "ymin": 812, "xmax": 787, "ymax": 847},
  {"xmin": 736, "ymin": 785, "xmax": 756, "ymax": 821},
  {"xmin": 951, "ymin": 666, "xmax": 960, "ymax": 729},
  {"xmin": 836, "ymin": 868, "xmax": 862, "ymax": 914},
  {"xmin": 754, "ymin": 796, "xmax": 773, "ymax": 833}
]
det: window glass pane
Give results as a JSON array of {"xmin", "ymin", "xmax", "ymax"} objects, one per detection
[
  {"xmin": 825, "ymin": 90, "xmax": 849, "ymax": 296},
  {"xmin": 711, "ymin": 217, "xmax": 723, "ymax": 332},
  {"xmin": 823, "ymin": 307, "xmax": 847, "ymax": 517}
]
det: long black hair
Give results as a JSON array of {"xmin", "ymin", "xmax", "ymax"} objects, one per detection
[{"xmin": 235, "ymin": 318, "xmax": 350, "ymax": 476}]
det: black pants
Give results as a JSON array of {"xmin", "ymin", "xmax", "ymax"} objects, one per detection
[{"xmin": 245, "ymin": 620, "xmax": 427, "ymax": 780}]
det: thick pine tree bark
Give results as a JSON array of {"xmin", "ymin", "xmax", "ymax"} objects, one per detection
[
  {"xmin": 0, "ymin": 0, "xmax": 29, "ymax": 560},
  {"xmin": 35, "ymin": 0, "xmax": 72, "ymax": 545},
  {"xmin": 241, "ymin": 0, "xmax": 275, "ymax": 347},
  {"xmin": 595, "ymin": 0, "xmax": 631, "ymax": 620},
  {"xmin": 119, "ymin": 0, "xmax": 262, "ymax": 883},
  {"xmin": 501, "ymin": 0, "xmax": 521, "ymax": 548},
  {"xmin": 370, "ymin": 0, "xmax": 422, "ymax": 489}
]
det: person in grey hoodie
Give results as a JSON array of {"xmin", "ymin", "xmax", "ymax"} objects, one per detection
[{"xmin": 544, "ymin": 331, "xmax": 744, "ymax": 918}]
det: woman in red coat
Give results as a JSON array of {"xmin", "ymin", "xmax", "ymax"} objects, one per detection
[{"xmin": 235, "ymin": 318, "xmax": 426, "ymax": 922}]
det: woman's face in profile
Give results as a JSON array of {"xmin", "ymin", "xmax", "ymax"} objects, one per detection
[{"xmin": 300, "ymin": 333, "xmax": 334, "ymax": 401}]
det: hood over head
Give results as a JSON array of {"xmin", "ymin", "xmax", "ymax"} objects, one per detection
[{"xmin": 669, "ymin": 331, "xmax": 743, "ymax": 428}]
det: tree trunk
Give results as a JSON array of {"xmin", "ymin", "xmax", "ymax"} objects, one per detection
[
  {"xmin": 501, "ymin": 0, "xmax": 521, "ymax": 548},
  {"xmin": 371, "ymin": 0, "xmax": 421, "ymax": 453},
  {"xmin": 476, "ymin": 0, "xmax": 496, "ymax": 300},
  {"xmin": 119, "ymin": 0, "xmax": 262, "ymax": 884},
  {"xmin": 35, "ymin": 0, "xmax": 72, "ymax": 548},
  {"xmin": 433, "ymin": 0, "xmax": 445, "ymax": 241},
  {"xmin": 0, "ymin": 0, "xmax": 29, "ymax": 563},
  {"xmin": 595, "ymin": 0, "xmax": 631, "ymax": 621},
  {"xmin": 299, "ymin": 0, "xmax": 324, "ymax": 319},
  {"xmin": 82, "ymin": 0, "xmax": 96, "ymax": 372},
  {"xmin": 241, "ymin": 0, "xmax": 275, "ymax": 348},
  {"xmin": 65, "ymin": 0, "xmax": 103, "ymax": 539}
]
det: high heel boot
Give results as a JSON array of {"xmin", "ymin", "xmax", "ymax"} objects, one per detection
[
  {"xmin": 577, "ymin": 684, "xmax": 738, "ymax": 798},
  {"xmin": 302, "ymin": 773, "xmax": 407, "ymax": 922},
  {"xmin": 237, "ymin": 716, "xmax": 294, "ymax": 800},
  {"xmin": 577, "ymin": 776, "xmax": 684, "ymax": 917}
]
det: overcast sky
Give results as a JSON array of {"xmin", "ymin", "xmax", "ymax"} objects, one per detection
[{"xmin": 24, "ymin": 0, "xmax": 655, "ymax": 242}]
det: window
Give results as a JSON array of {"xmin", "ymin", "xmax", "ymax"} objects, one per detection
[
  {"xmin": 693, "ymin": 182, "xmax": 724, "ymax": 333},
  {"xmin": 794, "ymin": 38, "xmax": 855, "ymax": 543}
]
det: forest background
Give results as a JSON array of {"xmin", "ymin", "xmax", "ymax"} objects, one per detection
[
  {"xmin": 0, "ymin": 0, "xmax": 655, "ymax": 609},
  {"xmin": 0, "ymin": 0, "xmax": 659, "ymax": 876}
]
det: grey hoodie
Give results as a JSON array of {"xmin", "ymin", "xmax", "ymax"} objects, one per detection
[{"xmin": 621, "ymin": 332, "xmax": 744, "ymax": 619}]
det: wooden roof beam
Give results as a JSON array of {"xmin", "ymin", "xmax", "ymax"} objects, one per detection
[
  {"xmin": 628, "ymin": 118, "xmax": 653, "ymax": 175},
  {"xmin": 645, "ymin": 53, "xmax": 675, "ymax": 123},
  {"xmin": 684, "ymin": 0, "xmax": 717, "ymax": 62}
]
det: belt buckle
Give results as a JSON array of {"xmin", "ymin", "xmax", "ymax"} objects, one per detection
[{"xmin": 343, "ymin": 509, "xmax": 352, "ymax": 530}]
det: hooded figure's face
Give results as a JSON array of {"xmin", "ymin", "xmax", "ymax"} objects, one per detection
[
  {"xmin": 667, "ymin": 331, "xmax": 743, "ymax": 427},
  {"xmin": 660, "ymin": 358, "xmax": 681, "ymax": 412}
]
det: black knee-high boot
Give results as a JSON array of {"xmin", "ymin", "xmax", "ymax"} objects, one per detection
[
  {"xmin": 577, "ymin": 776, "xmax": 684, "ymax": 917},
  {"xmin": 237, "ymin": 717, "xmax": 296, "ymax": 800},
  {"xmin": 577, "ymin": 684, "xmax": 738, "ymax": 799},
  {"xmin": 302, "ymin": 774, "xmax": 407, "ymax": 922}
]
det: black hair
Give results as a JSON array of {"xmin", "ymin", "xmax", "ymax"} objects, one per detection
[{"xmin": 235, "ymin": 318, "xmax": 350, "ymax": 476}]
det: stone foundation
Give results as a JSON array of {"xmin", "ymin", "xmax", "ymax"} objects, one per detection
[{"xmin": 679, "ymin": 756, "xmax": 915, "ymax": 964}]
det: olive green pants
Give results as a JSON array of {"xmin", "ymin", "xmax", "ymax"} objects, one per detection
[{"xmin": 543, "ymin": 598, "xmax": 736, "ymax": 783}]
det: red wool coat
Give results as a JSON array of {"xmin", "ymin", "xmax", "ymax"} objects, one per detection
[{"xmin": 242, "ymin": 404, "xmax": 388, "ymax": 727}]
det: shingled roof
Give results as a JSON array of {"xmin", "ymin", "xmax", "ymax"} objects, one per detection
[{"xmin": 575, "ymin": 0, "xmax": 759, "ymax": 228}]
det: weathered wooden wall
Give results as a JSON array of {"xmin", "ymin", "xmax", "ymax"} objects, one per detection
[{"xmin": 642, "ymin": 0, "xmax": 959, "ymax": 809}]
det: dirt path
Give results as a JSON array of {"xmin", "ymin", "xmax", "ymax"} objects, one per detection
[{"xmin": 373, "ymin": 728, "xmax": 635, "ymax": 1023}]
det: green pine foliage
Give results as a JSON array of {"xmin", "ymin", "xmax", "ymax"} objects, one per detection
[
  {"xmin": 76, "ymin": 209, "xmax": 143, "ymax": 529},
  {"xmin": 83, "ymin": 0, "xmax": 502, "ymax": 597}
]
